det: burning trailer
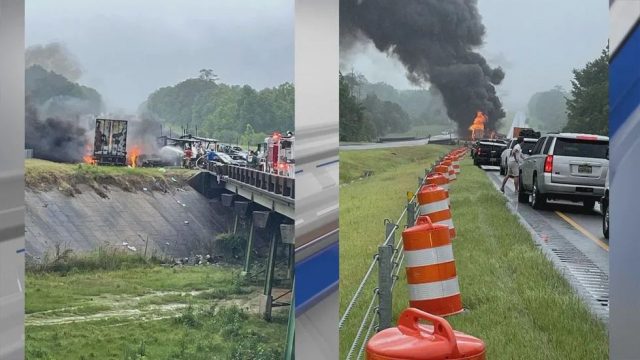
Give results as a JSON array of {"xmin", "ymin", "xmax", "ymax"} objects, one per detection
[{"xmin": 90, "ymin": 119, "xmax": 129, "ymax": 166}]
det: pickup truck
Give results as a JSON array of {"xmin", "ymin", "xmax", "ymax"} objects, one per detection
[{"xmin": 473, "ymin": 140, "xmax": 507, "ymax": 167}]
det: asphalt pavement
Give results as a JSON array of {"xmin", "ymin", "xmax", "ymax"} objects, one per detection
[
  {"xmin": 482, "ymin": 165, "xmax": 610, "ymax": 321},
  {"xmin": 340, "ymin": 134, "xmax": 456, "ymax": 151}
]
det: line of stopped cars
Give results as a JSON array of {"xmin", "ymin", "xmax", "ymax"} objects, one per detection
[{"xmin": 471, "ymin": 131, "xmax": 609, "ymax": 239}]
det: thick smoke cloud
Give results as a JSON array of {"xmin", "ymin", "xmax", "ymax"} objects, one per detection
[
  {"xmin": 25, "ymin": 100, "xmax": 88, "ymax": 163},
  {"xmin": 341, "ymin": 0, "xmax": 506, "ymax": 132},
  {"xmin": 26, "ymin": 43, "xmax": 83, "ymax": 82}
]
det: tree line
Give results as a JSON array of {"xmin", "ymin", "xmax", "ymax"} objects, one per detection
[{"xmin": 143, "ymin": 70, "xmax": 294, "ymax": 145}]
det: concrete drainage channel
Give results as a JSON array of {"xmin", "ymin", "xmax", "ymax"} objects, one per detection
[{"xmin": 484, "ymin": 170, "xmax": 609, "ymax": 323}]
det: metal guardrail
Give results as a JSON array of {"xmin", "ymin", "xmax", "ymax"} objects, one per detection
[
  {"xmin": 340, "ymin": 154, "xmax": 446, "ymax": 360},
  {"xmin": 207, "ymin": 163, "xmax": 295, "ymax": 199}
]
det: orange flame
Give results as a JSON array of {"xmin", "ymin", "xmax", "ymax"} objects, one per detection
[
  {"xmin": 468, "ymin": 111, "xmax": 487, "ymax": 131},
  {"xmin": 129, "ymin": 146, "xmax": 141, "ymax": 168},
  {"xmin": 83, "ymin": 155, "xmax": 97, "ymax": 165},
  {"xmin": 469, "ymin": 111, "xmax": 488, "ymax": 140},
  {"xmin": 82, "ymin": 143, "xmax": 97, "ymax": 165}
]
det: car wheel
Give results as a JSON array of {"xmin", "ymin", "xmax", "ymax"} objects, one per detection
[
  {"xmin": 583, "ymin": 199, "xmax": 596, "ymax": 210},
  {"xmin": 603, "ymin": 204, "xmax": 609, "ymax": 239},
  {"xmin": 531, "ymin": 177, "xmax": 546, "ymax": 209},
  {"xmin": 517, "ymin": 175, "xmax": 529, "ymax": 203}
]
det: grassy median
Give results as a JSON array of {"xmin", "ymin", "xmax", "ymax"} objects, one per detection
[{"xmin": 339, "ymin": 146, "xmax": 607, "ymax": 359}]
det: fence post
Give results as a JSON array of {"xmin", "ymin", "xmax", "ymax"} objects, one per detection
[
  {"xmin": 378, "ymin": 244, "xmax": 393, "ymax": 331},
  {"xmin": 407, "ymin": 202, "xmax": 416, "ymax": 228}
]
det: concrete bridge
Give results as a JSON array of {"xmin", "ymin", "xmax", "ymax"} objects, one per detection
[{"xmin": 188, "ymin": 165, "xmax": 294, "ymax": 321}]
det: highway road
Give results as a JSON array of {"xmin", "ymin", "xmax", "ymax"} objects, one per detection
[
  {"xmin": 340, "ymin": 134, "xmax": 457, "ymax": 151},
  {"xmin": 482, "ymin": 165, "xmax": 609, "ymax": 321}
]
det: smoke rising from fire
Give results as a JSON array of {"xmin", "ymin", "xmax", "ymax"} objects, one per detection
[
  {"xmin": 26, "ymin": 43, "xmax": 83, "ymax": 82},
  {"xmin": 340, "ymin": 0, "xmax": 506, "ymax": 133},
  {"xmin": 25, "ymin": 99, "xmax": 88, "ymax": 163}
]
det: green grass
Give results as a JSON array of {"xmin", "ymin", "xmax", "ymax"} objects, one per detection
[
  {"xmin": 25, "ymin": 159, "xmax": 196, "ymax": 196},
  {"xmin": 25, "ymin": 261, "xmax": 289, "ymax": 359},
  {"xmin": 26, "ymin": 264, "xmax": 243, "ymax": 313},
  {"xmin": 26, "ymin": 305, "xmax": 287, "ymax": 360},
  {"xmin": 339, "ymin": 146, "xmax": 608, "ymax": 359},
  {"xmin": 339, "ymin": 145, "xmax": 449, "ymax": 184}
]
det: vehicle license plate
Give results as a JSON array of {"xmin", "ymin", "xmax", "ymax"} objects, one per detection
[{"xmin": 578, "ymin": 165, "xmax": 592, "ymax": 174}]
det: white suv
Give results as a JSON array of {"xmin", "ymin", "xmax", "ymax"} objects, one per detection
[{"xmin": 518, "ymin": 133, "xmax": 609, "ymax": 209}]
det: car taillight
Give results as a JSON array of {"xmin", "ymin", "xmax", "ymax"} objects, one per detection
[{"xmin": 544, "ymin": 155, "xmax": 553, "ymax": 173}]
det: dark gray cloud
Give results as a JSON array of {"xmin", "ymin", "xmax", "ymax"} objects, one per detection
[
  {"xmin": 342, "ymin": 0, "xmax": 608, "ymax": 117},
  {"xmin": 26, "ymin": 0, "xmax": 293, "ymax": 112},
  {"xmin": 341, "ymin": 0, "xmax": 506, "ymax": 131}
]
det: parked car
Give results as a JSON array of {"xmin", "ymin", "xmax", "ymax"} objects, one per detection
[
  {"xmin": 207, "ymin": 151, "xmax": 246, "ymax": 166},
  {"xmin": 602, "ymin": 168, "xmax": 609, "ymax": 239},
  {"xmin": 473, "ymin": 140, "xmax": 508, "ymax": 167},
  {"xmin": 518, "ymin": 133, "xmax": 609, "ymax": 209},
  {"xmin": 499, "ymin": 138, "xmax": 538, "ymax": 175}
]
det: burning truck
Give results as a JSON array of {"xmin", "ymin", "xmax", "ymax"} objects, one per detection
[
  {"xmin": 468, "ymin": 111, "xmax": 488, "ymax": 140},
  {"xmin": 88, "ymin": 118, "xmax": 129, "ymax": 166}
]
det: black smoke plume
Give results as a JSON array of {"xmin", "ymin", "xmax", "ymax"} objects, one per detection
[
  {"xmin": 25, "ymin": 99, "xmax": 88, "ymax": 163},
  {"xmin": 341, "ymin": 0, "xmax": 506, "ymax": 132}
]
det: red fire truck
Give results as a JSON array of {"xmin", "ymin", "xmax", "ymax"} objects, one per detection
[{"xmin": 261, "ymin": 132, "xmax": 295, "ymax": 177}]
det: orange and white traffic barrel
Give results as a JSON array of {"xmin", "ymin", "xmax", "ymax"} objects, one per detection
[
  {"xmin": 440, "ymin": 159, "xmax": 456, "ymax": 181},
  {"xmin": 433, "ymin": 164, "xmax": 450, "ymax": 182},
  {"xmin": 366, "ymin": 308, "xmax": 485, "ymax": 360},
  {"xmin": 450, "ymin": 155, "xmax": 461, "ymax": 174},
  {"xmin": 401, "ymin": 216, "xmax": 462, "ymax": 316},
  {"xmin": 426, "ymin": 173, "xmax": 449, "ymax": 206},
  {"xmin": 418, "ymin": 184, "xmax": 456, "ymax": 239}
]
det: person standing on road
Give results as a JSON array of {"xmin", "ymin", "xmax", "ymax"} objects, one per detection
[{"xmin": 500, "ymin": 136, "xmax": 524, "ymax": 193}]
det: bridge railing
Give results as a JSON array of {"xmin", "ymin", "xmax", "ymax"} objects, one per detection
[{"xmin": 207, "ymin": 163, "xmax": 295, "ymax": 200}]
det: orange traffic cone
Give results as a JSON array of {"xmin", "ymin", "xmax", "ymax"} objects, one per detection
[
  {"xmin": 402, "ymin": 215, "xmax": 462, "ymax": 316},
  {"xmin": 366, "ymin": 308, "xmax": 485, "ymax": 360},
  {"xmin": 418, "ymin": 185, "xmax": 456, "ymax": 239}
]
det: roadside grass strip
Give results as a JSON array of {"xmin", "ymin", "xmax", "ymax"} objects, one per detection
[
  {"xmin": 26, "ymin": 265, "xmax": 287, "ymax": 359},
  {"xmin": 339, "ymin": 146, "xmax": 607, "ymax": 359}
]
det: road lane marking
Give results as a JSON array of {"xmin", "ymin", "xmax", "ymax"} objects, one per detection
[
  {"xmin": 317, "ymin": 204, "xmax": 338, "ymax": 216},
  {"xmin": 555, "ymin": 211, "xmax": 609, "ymax": 252}
]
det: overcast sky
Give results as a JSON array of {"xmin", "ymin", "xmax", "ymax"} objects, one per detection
[
  {"xmin": 342, "ymin": 0, "xmax": 608, "ymax": 113},
  {"xmin": 26, "ymin": 0, "xmax": 294, "ymax": 112}
]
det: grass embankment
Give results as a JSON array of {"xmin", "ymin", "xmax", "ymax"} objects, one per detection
[
  {"xmin": 339, "ymin": 145, "xmax": 449, "ymax": 184},
  {"xmin": 339, "ymin": 146, "xmax": 608, "ymax": 359},
  {"xmin": 25, "ymin": 253, "xmax": 287, "ymax": 359},
  {"xmin": 25, "ymin": 159, "xmax": 197, "ymax": 197}
]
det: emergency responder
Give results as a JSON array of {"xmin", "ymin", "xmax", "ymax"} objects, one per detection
[{"xmin": 184, "ymin": 146, "xmax": 193, "ymax": 168}]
